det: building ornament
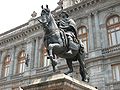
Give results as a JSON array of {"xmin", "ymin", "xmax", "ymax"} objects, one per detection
[{"xmin": 31, "ymin": 11, "xmax": 37, "ymax": 18}]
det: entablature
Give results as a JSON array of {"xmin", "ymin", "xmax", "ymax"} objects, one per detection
[
  {"xmin": 54, "ymin": 0, "xmax": 120, "ymax": 20},
  {"xmin": 0, "ymin": 17, "xmax": 43, "ymax": 49}
]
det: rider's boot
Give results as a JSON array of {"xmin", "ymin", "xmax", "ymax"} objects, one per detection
[{"xmin": 66, "ymin": 36, "xmax": 73, "ymax": 54}]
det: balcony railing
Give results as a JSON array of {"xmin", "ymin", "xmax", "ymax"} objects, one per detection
[
  {"xmin": 102, "ymin": 44, "xmax": 120, "ymax": 55},
  {"xmin": 106, "ymin": 81, "xmax": 120, "ymax": 90}
]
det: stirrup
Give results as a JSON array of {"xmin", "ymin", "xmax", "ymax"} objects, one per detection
[{"xmin": 67, "ymin": 50, "xmax": 72, "ymax": 54}]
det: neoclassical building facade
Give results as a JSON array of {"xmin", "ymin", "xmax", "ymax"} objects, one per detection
[{"xmin": 0, "ymin": 0, "xmax": 120, "ymax": 90}]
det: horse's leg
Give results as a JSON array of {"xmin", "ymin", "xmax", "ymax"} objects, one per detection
[
  {"xmin": 48, "ymin": 49, "xmax": 57, "ymax": 72},
  {"xmin": 78, "ymin": 54, "xmax": 89, "ymax": 82},
  {"xmin": 64, "ymin": 59, "xmax": 73, "ymax": 75},
  {"xmin": 48, "ymin": 43, "xmax": 61, "ymax": 72}
]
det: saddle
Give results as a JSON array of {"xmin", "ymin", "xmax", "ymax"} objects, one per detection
[{"xmin": 59, "ymin": 29, "xmax": 79, "ymax": 51}]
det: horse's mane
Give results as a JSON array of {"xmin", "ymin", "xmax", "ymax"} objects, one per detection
[{"xmin": 49, "ymin": 13, "xmax": 59, "ymax": 30}]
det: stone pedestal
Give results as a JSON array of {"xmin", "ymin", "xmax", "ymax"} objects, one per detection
[{"xmin": 22, "ymin": 74, "xmax": 98, "ymax": 90}]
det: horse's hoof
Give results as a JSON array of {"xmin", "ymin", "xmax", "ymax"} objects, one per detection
[
  {"xmin": 52, "ymin": 61, "xmax": 57, "ymax": 72},
  {"xmin": 82, "ymin": 78, "xmax": 89, "ymax": 83},
  {"xmin": 64, "ymin": 70, "xmax": 73, "ymax": 75},
  {"xmin": 53, "ymin": 67, "xmax": 56, "ymax": 72},
  {"xmin": 52, "ymin": 61, "xmax": 57, "ymax": 67},
  {"xmin": 64, "ymin": 72, "xmax": 68, "ymax": 75}
]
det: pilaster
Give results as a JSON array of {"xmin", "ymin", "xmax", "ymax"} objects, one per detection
[
  {"xmin": 94, "ymin": 11, "xmax": 101, "ymax": 49},
  {"xmin": 34, "ymin": 37, "xmax": 39, "ymax": 68},
  {"xmin": 37, "ymin": 37, "xmax": 43, "ymax": 67},
  {"xmin": 0, "ymin": 51, "xmax": 2, "ymax": 78},
  {"xmin": 9, "ymin": 46, "xmax": 16, "ymax": 76},
  {"xmin": 31, "ymin": 39, "xmax": 36, "ymax": 69},
  {"xmin": 88, "ymin": 14, "xmax": 94, "ymax": 51}
]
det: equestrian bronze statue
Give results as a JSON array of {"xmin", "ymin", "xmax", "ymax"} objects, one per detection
[{"xmin": 40, "ymin": 5, "xmax": 89, "ymax": 82}]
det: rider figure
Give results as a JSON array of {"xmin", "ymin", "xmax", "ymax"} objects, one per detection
[{"xmin": 58, "ymin": 11, "xmax": 78, "ymax": 54}]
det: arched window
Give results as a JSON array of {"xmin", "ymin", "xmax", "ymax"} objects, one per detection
[
  {"xmin": 78, "ymin": 26, "xmax": 88, "ymax": 52},
  {"xmin": 3, "ymin": 55, "xmax": 11, "ymax": 77},
  {"xmin": 42, "ymin": 47, "xmax": 50, "ymax": 67},
  {"xmin": 16, "ymin": 50, "xmax": 25, "ymax": 73},
  {"xmin": 106, "ymin": 15, "xmax": 120, "ymax": 46}
]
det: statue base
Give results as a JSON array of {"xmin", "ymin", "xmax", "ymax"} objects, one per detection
[{"xmin": 22, "ymin": 74, "xmax": 97, "ymax": 90}]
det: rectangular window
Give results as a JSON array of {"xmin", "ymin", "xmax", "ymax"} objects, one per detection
[
  {"xmin": 109, "ymin": 19, "xmax": 114, "ymax": 25},
  {"xmin": 4, "ymin": 66, "xmax": 10, "ymax": 77},
  {"xmin": 108, "ymin": 34, "xmax": 112, "ymax": 46},
  {"xmin": 111, "ymin": 32, "xmax": 117, "ymax": 45},
  {"xmin": 43, "ymin": 54, "xmax": 50, "ymax": 67},
  {"xmin": 112, "ymin": 64, "xmax": 120, "ymax": 81},
  {"xmin": 19, "ymin": 63, "xmax": 25, "ymax": 73},
  {"xmin": 116, "ymin": 31, "xmax": 120, "ymax": 44},
  {"xmin": 114, "ymin": 17, "xmax": 119, "ymax": 23}
]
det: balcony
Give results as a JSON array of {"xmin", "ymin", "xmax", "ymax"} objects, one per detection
[
  {"xmin": 102, "ymin": 44, "xmax": 120, "ymax": 55},
  {"xmin": 106, "ymin": 81, "xmax": 120, "ymax": 90}
]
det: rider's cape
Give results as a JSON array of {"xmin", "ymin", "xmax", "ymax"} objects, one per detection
[{"xmin": 68, "ymin": 19, "xmax": 77, "ymax": 38}]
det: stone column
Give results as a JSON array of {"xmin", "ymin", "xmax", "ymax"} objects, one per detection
[
  {"xmin": 9, "ymin": 46, "xmax": 16, "ymax": 76},
  {"xmin": 88, "ymin": 14, "xmax": 94, "ymax": 51},
  {"xmin": 30, "ymin": 39, "xmax": 35, "ymax": 69},
  {"xmin": 38, "ymin": 37, "xmax": 43, "ymax": 67},
  {"xmin": 0, "ymin": 51, "xmax": 2, "ymax": 77},
  {"xmin": 13, "ymin": 47, "xmax": 18, "ymax": 74},
  {"xmin": 94, "ymin": 11, "xmax": 101, "ymax": 49},
  {"xmin": 34, "ymin": 37, "xmax": 39, "ymax": 68},
  {"xmin": 0, "ymin": 51, "xmax": 2, "ymax": 62},
  {"xmin": 100, "ymin": 24, "xmax": 108, "ymax": 48}
]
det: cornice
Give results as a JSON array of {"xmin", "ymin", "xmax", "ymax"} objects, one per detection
[
  {"xmin": 71, "ymin": 0, "xmax": 120, "ymax": 19},
  {"xmin": 0, "ymin": 22, "xmax": 28, "ymax": 37},
  {"xmin": 54, "ymin": 0, "xmax": 120, "ymax": 20},
  {"xmin": 0, "ymin": 23, "xmax": 43, "ymax": 50},
  {"xmin": 53, "ymin": 0, "xmax": 102, "ymax": 18}
]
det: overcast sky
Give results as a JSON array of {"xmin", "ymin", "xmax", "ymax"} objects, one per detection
[{"xmin": 0, "ymin": 0, "xmax": 59, "ymax": 34}]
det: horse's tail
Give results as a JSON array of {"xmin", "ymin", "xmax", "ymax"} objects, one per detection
[{"xmin": 78, "ymin": 40, "xmax": 85, "ymax": 60}]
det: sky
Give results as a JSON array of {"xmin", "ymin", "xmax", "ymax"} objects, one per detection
[{"xmin": 0, "ymin": 0, "xmax": 59, "ymax": 34}]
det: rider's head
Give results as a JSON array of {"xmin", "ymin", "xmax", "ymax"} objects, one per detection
[{"xmin": 60, "ymin": 11, "xmax": 69, "ymax": 18}]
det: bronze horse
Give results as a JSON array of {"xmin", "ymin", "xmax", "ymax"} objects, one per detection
[{"xmin": 40, "ymin": 5, "xmax": 89, "ymax": 82}]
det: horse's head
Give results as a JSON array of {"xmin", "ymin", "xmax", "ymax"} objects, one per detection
[
  {"xmin": 40, "ymin": 5, "xmax": 51, "ymax": 25},
  {"xmin": 40, "ymin": 5, "xmax": 59, "ymax": 34}
]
